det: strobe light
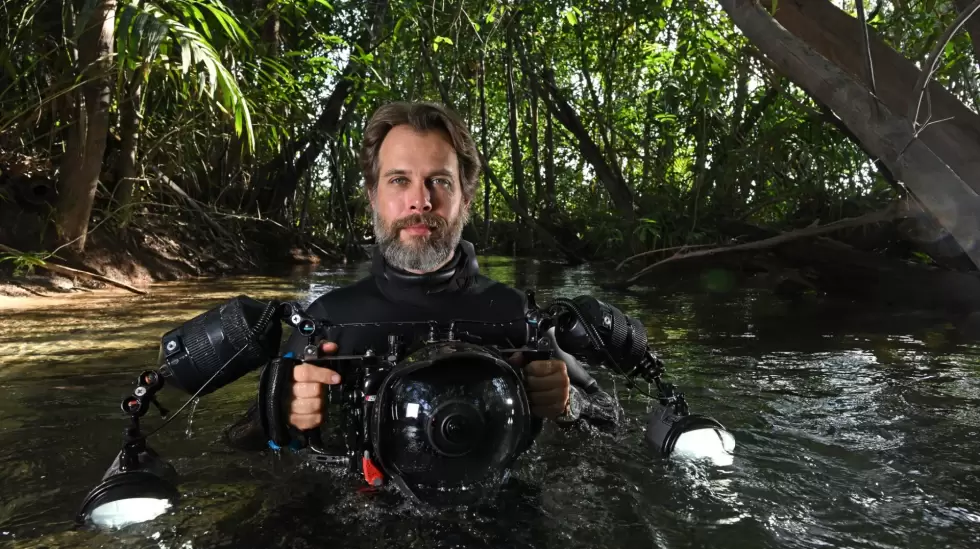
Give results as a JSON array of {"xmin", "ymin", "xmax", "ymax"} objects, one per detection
[{"xmin": 76, "ymin": 371, "xmax": 179, "ymax": 528}]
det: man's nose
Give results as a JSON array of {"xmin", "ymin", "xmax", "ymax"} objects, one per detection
[{"xmin": 406, "ymin": 180, "xmax": 432, "ymax": 212}]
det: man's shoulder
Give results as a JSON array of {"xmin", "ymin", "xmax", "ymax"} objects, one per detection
[
  {"xmin": 470, "ymin": 274, "xmax": 527, "ymax": 306},
  {"xmin": 305, "ymin": 276, "xmax": 379, "ymax": 317},
  {"xmin": 474, "ymin": 273, "xmax": 524, "ymax": 299}
]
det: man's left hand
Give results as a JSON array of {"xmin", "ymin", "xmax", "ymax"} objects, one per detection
[{"xmin": 525, "ymin": 359, "xmax": 571, "ymax": 420}]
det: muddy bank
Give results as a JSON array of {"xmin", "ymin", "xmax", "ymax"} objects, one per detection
[{"xmin": 0, "ymin": 214, "xmax": 343, "ymax": 299}]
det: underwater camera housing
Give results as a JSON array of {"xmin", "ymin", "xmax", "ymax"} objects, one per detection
[
  {"xmin": 76, "ymin": 292, "xmax": 735, "ymax": 528},
  {"xmin": 257, "ymin": 324, "xmax": 551, "ymax": 505}
]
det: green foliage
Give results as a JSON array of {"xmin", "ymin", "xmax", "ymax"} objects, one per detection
[
  {"xmin": 0, "ymin": 251, "xmax": 47, "ymax": 276},
  {"xmin": 1, "ymin": 0, "xmax": 978, "ymax": 260}
]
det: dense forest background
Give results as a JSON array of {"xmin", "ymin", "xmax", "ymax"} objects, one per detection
[{"xmin": 1, "ymin": 0, "xmax": 979, "ymax": 304}]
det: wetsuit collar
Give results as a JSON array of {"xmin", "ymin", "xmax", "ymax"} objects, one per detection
[{"xmin": 371, "ymin": 240, "xmax": 480, "ymax": 303}]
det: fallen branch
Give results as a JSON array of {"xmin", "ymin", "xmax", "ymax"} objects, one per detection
[
  {"xmin": 0, "ymin": 243, "xmax": 148, "ymax": 295},
  {"xmin": 609, "ymin": 205, "xmax": 907, "ymax": 289},
  {"xmin": 615, "ymin": 243, "xmax": 718, "ymax": 271}
]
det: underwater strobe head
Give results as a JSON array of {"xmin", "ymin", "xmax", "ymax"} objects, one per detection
[
  {"xmin": 368, "ymin": 342, "xmax": 534, "ymax": 506},
  {"xmin": 645, "ymin": 402, "xmax": 736, "ymax": 467},
  {"xmin": 76, "ymin": 445, "xmax": 179, "ymax": 529},
  {"xmin": 77, "ymin": 370, "xmax": 179, "ymax": 529}
]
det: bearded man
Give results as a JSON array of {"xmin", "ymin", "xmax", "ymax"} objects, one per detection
[{"xmin": 226, "ymin": 101, "xmax": 618, "ymax": 457}]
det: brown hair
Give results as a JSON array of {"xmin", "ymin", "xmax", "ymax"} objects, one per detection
[{"xmin": 359, "ymin": 101, "xmax": 481, "ymax": 204}]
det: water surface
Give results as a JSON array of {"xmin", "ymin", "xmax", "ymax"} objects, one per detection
[{"xmin": 1, "ymin": 257, "xmax": 979, "ymax": 549}]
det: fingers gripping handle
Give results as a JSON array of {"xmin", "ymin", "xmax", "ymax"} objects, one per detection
[{"xmin": 258, "ymin": 342, "xmax": 335, "ymax": 452}]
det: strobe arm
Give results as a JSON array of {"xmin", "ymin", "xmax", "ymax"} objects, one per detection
[{"xmin": 541, "ymin": 295, "xmax": 734, "ymax": 464}]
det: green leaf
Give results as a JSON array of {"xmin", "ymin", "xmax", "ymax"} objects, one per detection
[
  {"xmin": 565, "ymin": 9, "xmax": 578, "ymax": 26},
  {"xmin": 202, "ymin": 4, "xmax": 233, "ymax": 39},
  {"xmin": 190, "ymin": 5, "xmax": 211, "ymax": 40},
  {"xmin": 179, "ymin": 38, "xmax": 191, "ymax": 74}
]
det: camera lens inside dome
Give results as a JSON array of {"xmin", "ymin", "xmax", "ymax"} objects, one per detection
[
  {"xmin": 371, "ymin": 343, "xmax": 532, "ymax": 502},
  {"xmin": 428, "ymin": 401, "xmax": 485, "ymax": 457}
]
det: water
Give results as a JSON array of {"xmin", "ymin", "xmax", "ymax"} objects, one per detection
[{"xmin": 2, "ymin": 256, "xmax": 979, "ymax": 549}]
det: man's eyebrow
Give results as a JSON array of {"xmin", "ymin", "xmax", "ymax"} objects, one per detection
[
  {"xmin": 381, "ymin": 168, "xmax": 456, "ymax": 178},
  {"xmin": 426, "ymin": 168, "xmax": 455, "ymax": 178}
]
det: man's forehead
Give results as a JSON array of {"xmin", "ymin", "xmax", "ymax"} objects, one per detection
[{"xmin": 378, "ymin": 128, "xmax": 458, "ymax": 173}]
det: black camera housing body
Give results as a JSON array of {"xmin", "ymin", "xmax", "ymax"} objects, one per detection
[{"xmin": 259, "ymin": 310, "xmax": 553, "ymax": 494}]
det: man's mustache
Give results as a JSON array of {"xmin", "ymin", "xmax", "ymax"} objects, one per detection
[{"xmin": 390, "ymin": 213, "xmax": 449, "ymax": 232}]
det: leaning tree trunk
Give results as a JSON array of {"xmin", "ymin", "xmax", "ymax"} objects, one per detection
[
  {"xmin": 717, "ymin": 0, "xmax": 980, "ymax": 269},
  {"xmin": 515, "ymin": 38, "xmax": 635, "ymax": 222},
  {"xmin": 57, "ymin": 0, "xmax": 117, "ymax": 251},
  {"xmin": 755, "ymin": 0, "xmax": 980, "ymax": 196},
  {"xmin": 249, "ymin": 0, "xmax": 387, "ymax": 219}
]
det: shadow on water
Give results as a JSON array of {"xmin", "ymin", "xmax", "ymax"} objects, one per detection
[{"xmin": 2, "ymin": 257, "xmax": 980, "ymax": 548}]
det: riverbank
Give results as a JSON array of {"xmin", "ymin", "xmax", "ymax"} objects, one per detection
[{"xmin": 0, "ymin": 213, "xmax": 342, "ymax": 300}]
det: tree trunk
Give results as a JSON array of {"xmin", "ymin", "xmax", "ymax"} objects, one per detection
[
  {"xmin": 505, "ymin": 35, "xmax": 528, "ymax": 226},
  {"xmin": 757, "ymin": 0, "xmax": 980, "ymax": 195},
  {"xmin": 718, "ymin": 0, "xmax": 980, "ymax": 270},
  {"xmin": 57, "ymin": 0, "xmax": 117, "ymax": 251},
  {"xmin": 527, "ymin": 74, "xmax": 543, "ymax": 215},
  {"xmin": 953, "ymin": 0, "xmax": 980, "ymax": 66},
  {"xmin": 641, "ymin": 87, "xmax": 654, "ymax": 190},
  {"xmin": 114, "ymin": 69, "xmax": 145, "ymax": 228},
  {"xmin": 479, "ymin": 53, "xmax": 491, "ymax": 249},
  {"xmin": 543, "ymin": 102, "xmax": 556, "ymax": 213}
]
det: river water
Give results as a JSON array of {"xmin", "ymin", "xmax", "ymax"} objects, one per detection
[{"xmin": 1, "ymin": 256, "xmax": 979, "ymax": 549}]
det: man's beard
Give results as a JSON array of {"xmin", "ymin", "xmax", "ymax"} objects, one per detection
[{"xmin": 373, "ymin": 207, "xmax": 469, "ymax": 272}]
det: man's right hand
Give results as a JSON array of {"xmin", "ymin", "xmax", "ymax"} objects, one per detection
[{"xmin": 289, "ymin": 341, "xmax": 341, "ymax": 430}]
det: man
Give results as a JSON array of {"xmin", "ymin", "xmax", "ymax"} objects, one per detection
[{"xmin": 227, "ymin": 101, "xmax": 618, "ymax": 453}]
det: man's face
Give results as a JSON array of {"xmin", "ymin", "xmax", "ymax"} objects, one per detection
[{"xmin": 370, "ymin": 125, "xmax": 470, "ymax": 273}]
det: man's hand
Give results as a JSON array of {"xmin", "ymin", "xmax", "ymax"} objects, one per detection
[
  {"xmin": 289, "ymin": 341, "xmax": 341, "ymax": 430},
  {"xmin": 525, "ymin": 359, "xmax": 571, "ymax": 420}
]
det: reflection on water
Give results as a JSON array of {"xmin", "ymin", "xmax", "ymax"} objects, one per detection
[{"xmin": 2, "ymin": 256, "xmax": 980, "ymax": 548}]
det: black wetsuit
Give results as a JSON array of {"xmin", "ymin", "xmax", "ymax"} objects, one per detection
[
  {"xmin": 284, "ymin": 239, "xmax": 530, "ymax": 358},
  {"xmin": 225, "ymin": 240, "xmax": 619, "ymax": 450}
]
